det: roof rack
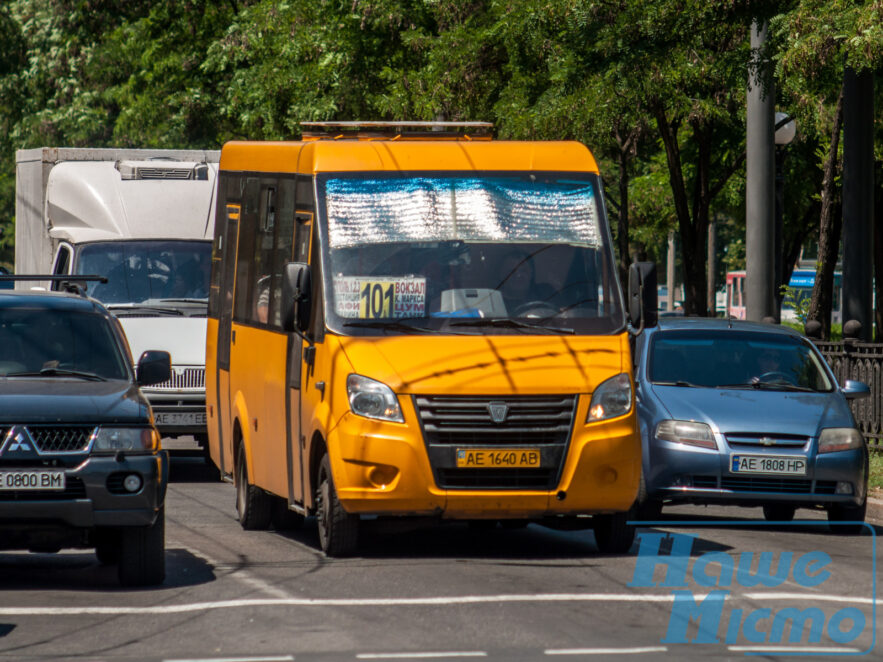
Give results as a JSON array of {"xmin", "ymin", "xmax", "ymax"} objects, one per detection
[
  {"xmin": 0, "ymin": 275, "xmax": 107, "ymax": 296},
  {"xmin": 300, "ymin": 121, "xmax": 494, "ymax": 141}
]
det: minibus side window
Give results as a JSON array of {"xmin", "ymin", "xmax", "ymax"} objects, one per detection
[
  {"xmin": 233, "ymin": 178, "xmax": 260, "ymax": 322},
  {"xmin": 252, "ymin": 179, "xmax": 278, "ymax": 325},
  {"xmin": 269, "ymin": 178, "xmax": 296, "ymax": 328}
]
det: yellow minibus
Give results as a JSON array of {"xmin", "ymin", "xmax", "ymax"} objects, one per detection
[{"xmin": 206, "ymin": 121, "xmax": 657, "ymax": 556}]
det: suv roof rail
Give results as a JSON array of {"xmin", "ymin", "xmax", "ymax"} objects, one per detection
[
  {"xmin": 300, "ymin": 121, "xmax": 494, "ymax": 140},
  {"xmin": 0, "ymin": 275, "xmax": 107, "ymax": 296}
]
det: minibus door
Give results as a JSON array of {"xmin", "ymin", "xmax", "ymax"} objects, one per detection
[
  {"xmin": 216, "ymin": 204, "xmax": 240, "ymax": 475},
  {"xmin": 287, "ymin": 213, "xmax": 312, "ymax": 507}
]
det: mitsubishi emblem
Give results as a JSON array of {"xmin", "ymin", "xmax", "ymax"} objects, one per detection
[
  {"xmin": 488, "ymin": 402, "xmax": 509, "ymax": 424},
  {"xmin": 9, "ymin": 432, "xmax": 32, "ymax": 452}
]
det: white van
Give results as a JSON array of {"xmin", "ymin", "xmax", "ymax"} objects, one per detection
[{"xmin": 15, "ymin": 148, "xmax": 219, "ymax": 448}]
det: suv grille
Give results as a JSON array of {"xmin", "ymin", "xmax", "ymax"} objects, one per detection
[
  {"xmin": 28, "ymin": 426, "xmax": 95, "ymax": 453},
  {"xmin": 414, "ymin": 395, "xmax": 577, "ymax": 490},
  {"xmin": 150, "ymin": 367, "xmax": 205, "ymax": 391}
]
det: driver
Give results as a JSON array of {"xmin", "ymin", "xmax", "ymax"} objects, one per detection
[
  {"xmin": 752, "ymin": 347, "xmax": 788, "ymax": 383},
  {"xmin": 498, "ymin": 250, "xmax": 548, "ymax": 315}
]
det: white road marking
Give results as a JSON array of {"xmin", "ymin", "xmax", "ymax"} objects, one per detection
[
  {"xmin": 166, "ymin": 657, "xmax": 294, "ymax": 662},
  {"xmin": 171, "ymin": 541, "xmax": 294, "ymax": 601},
  {"xmin": 0, "ymin": 590, "xmax": 875, "ymax": 616},
  {"xmin": 727, "ymin": 646, "xmax": 861, "ymax": 653},
  {"xmin": 545, "ymin": 647, "xmax": 668, "ymax": 655},
  {"xmin": 357, "ymin": 654, "xmax": 486, "ymax": 659}
]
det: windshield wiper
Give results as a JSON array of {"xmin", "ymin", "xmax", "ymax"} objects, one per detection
[
  {"xmin": 653, "ymin": 380, "xmax": 703, "ymax": 388},
  {"xmin": 716, "ymin": 381, "xmax": 816, "ymax": 392},
  {"xmin": 105, "ymin": 304, "xmax": 184, "ymax": 316},
  {"xmin": 7, "ymin": 368, "xmax": 107, "ymax": 381},
  {"xmin": 449, "ymin": 318, "xmax": 574, "ymax": 335},
  {"xmin": 344, "ymin": 320, "xmax": 440, "ymax": 334},
  {"xmin": 156, "ymin": 298, "xmax": 208, "ymax": 305}
]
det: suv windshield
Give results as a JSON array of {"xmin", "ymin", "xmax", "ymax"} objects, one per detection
[
  {"xmin": 318, "ymin": 173, "xmax": 624, "ymax": 335},
  {"xmin": 0, "ymin": 308, "xmax": 129, "ymax": 380},
  {"xmin": 74, "ymin": 240, "xmax": 211, "ymax": 313},
  {"xmin": 649, "ymin": 330, "xmax": 833, "ymax": 392}
]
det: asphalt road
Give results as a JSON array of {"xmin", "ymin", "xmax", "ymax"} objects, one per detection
[{"xmin": 0, "ymin": 455, "xmax": 880, "ymax": 662}]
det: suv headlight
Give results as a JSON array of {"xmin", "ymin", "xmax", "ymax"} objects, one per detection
[
  {"xmin": 347, "ymin": 374, "xmax": 404, "ymax": 423},
  {"xmin": 92, "ymin": 427, "xmax": 160, "ymax": 453},
  {"xmin": 587, "ymin": 373, "xmax": 632, "ymax": 422},
  {"xmin": 656, "ymin": 420, "xmax": 717, "ymax": 449},
  {"xmin": 818, "ymin": 428, "xmax": 864, "ymax": 454}
]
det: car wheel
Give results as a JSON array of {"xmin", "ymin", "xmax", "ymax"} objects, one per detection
[
  {"xmin": 593, "ymin": 510, "xmax": 636, "ymax": 554},
  {"xmin": 94, "ymin": 528, "xmax": 121, "ymax": 565},
  {"xmin": 118, "ymin": 507, "xmax": 165, "ymax": 587},
  {"xmin": 762, "ymin": 503, "xmax": 796, "ymax": 522},
  {"xmin": 316, "ymin": 453, "xmax": 358, "ymax": 556},
  {"xmin": 235, "ymin": 443, "xmax": 272, "ymax": 530},
  {"xmin": 828, "ymin": 500, "xmax": 867, "ymax": 535}
]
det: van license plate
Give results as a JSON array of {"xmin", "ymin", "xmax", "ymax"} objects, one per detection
[
  {"xmin": 0, "ymin": 471, "xmax": 66, "ymax": 491},
  {"xmin": 730, "ymin": 454, "xmax": 807, "ymax": 475},
  {"xmin": 456, "ymin": 449, "xmax": 540, "ymax": 468}
]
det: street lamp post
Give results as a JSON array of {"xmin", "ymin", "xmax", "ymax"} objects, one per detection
[{"xmin": 774, "ymin": 112, "xmax": 796, "ymax": 322}]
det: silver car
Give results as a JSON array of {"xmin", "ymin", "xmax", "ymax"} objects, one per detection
[{"xmin": 634, "ymin": 318, "xmax": 870, "ymax": 532}]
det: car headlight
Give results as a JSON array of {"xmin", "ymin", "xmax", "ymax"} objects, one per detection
[
  {"xmin": 587, "ymin": 373, "xmax": 632, "ymax": 422},
  {"xmin": 818, "ymin": 428, "xmax": 864, "ymax": 454},
  {"xmin": 655, "ymin": 420, "xmax": 717, "ymax": 449},
  {"xmin": 347, "ymin": 374, "xmax": 404, "ymax": 423},
  {"xmin": 92, "ymin": 427, "xmax": 160, "ymax": 453}
]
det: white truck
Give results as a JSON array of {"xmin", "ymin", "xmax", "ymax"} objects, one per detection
[{"xmin": 15, "ymin": 147, "xmax": 220, "ymax": 449}]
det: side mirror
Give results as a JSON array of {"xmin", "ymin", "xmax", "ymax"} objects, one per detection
[
  {"xmin": 628, "ymin": 262, "xmax": 658, "ymax": 331},
  {"xmin": 282, "ymin": 262, "xmax": 312, "ymax": 334},
  {"xmin": 841, "ymin": 379, "xmax": 870, "ymax": 400},
  {"xmin": 136, "ymin": 350, "xmax": 171, "ymax": 387}
]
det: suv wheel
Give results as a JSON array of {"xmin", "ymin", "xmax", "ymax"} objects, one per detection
[{"xmin": 118, "ymin": 507, "xmax": 165, "ymax": 586}]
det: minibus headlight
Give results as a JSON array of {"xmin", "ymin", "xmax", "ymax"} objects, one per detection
[
  {"xmin": 92, "ymin": 427, "xmax": 160, "ymax": 453},
  {"xmin": 587, "ymin": 373, "xmax": 632, "ymax": 422},
  {"xmin": 346, "ymin": 374, "xmax": 404, "ymax": 423},
  {"xmin": 818, "ymin": 427, "xmax": 864, "ymax": 454},
  {"xmin": 655, "ymin": 420, "xmax": 717, "ymax": 449}
]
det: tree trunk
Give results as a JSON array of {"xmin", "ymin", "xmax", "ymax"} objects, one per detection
[{"xmin": 807, "ymin": 89, "xmax": 844, "ymax": 339}]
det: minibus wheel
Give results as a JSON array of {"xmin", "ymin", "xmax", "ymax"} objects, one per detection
[
  {"xmin": 236, "ymin": 444, "xmax": 272, "ymax": 530},
  {"xmin": 316, "ymin": 453, "xmax": 358, "ymax": 556},
  {"xmin": 592, "ymin": 511, "xmax": 636, "ymax": 554}
]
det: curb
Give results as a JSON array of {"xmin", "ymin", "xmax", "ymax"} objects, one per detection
[{"xmin": 867, "ymin": 497, "xmax": 883, "ymax": 527}]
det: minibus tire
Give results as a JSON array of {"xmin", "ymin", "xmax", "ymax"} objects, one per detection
[
  {"xmin": 592, "ymin": 511, "xmax": 636, "ymax": 554},
  {"xmin": 118, "ymin": 507, "xmax": 165, "ymax": 587},
  {"xmin": 316, "ymin": 454, "xmax": 358, "ymax": 556},
  {"xmin": 236, "ymin": 444, "xmax": 272, "ymax": 530}
]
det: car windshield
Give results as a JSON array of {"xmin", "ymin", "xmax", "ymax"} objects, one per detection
[
  {"xmin": 74, "ymin": 240, "xmax": 211, "ymax": 311},
  {"xmin": 318, "ymin": 173, "xmax": 624, "ymax": 335},
  {"xmin": 0, "ymin": 308, "xmax": 129, "ymax": 380},
  {"xmin": 648, "ymin": 330, "xmax": 833, "ymax": 391}
]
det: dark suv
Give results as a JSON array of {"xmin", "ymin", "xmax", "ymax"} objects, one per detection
[{"xmin": 0, "ymin": 286, "xmax": 171, "ymax": 586}]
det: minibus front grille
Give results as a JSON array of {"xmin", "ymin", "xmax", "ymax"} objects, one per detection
[
  {"xmin": 414, "ymin": 395, "xmax": 577, "ymax": 490},
  {"xmin": 150, "ymin": 367, "xmax": 205, "ymax": 391}
]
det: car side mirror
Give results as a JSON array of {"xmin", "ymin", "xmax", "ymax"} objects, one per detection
[
  {"xmin": 628, "ymin": 262, "xmax": 658, "ymax": 332},
  {"xmin": 841, "ymin": 379, "xmax": 870, "ymax": 400},
  {"xmin": 136, "ymin": 350, "xmax": 171, "ymax": 387},
  {"xmin": 282, "ymin": 262, "xmax": 312, "ymax": 335}
]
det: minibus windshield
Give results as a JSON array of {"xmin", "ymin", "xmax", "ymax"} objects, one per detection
[{"xmin": 318, "ymin": 173, "xmax": 624, "ymax": 335}]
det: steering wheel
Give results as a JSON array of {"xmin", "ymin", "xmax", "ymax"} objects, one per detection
[
  {"xmin": 757, "ymin": 371, "xmax": 792, "ymax": 383},
  {"xmin": 512, "ymin": 300, "xmax": 560, "ymax": 318}
]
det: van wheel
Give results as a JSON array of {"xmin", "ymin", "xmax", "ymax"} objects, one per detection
[
  {"xmin": 762, "ymin": 503, "xmax": 796, "ymax": 522},
  {"xmin": 593, "ymin": 510, "xmax": 636, "ymax": 554},
  {"xmin": 235, "ymin": 444, "xmax": 272, "ymax": 530},
  {"xmin": 316, "ymin": 453, "xmax": 358, "ymax": 557},
  {"xmin": 94, "ymin": 528, "xmax": 121, "ymax": 565},
  {"xmin": 118, "ymin": 507, "xmax": 165, "ymax": 586},
  {"xmin": 828, "ymin": 500, "xmax": 867, "ymax": 535}
]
